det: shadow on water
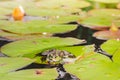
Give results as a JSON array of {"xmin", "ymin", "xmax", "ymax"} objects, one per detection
[
  {"xmin": 17, "ymin": 63, "xmax": 57, "ymax": 71},
  {"xmin": 0, "ymin": 40, "xmax": 12, "ymax": 57},
  {"xmin": 54, "ymin": 24, "xmax": 106, "ymax": 47}
]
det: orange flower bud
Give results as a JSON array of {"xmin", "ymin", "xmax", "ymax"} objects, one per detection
[{"xmin": 12, "ymin": 6, "xmax": 24, "ymax": 21}]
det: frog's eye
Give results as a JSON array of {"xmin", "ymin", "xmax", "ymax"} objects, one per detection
[
  {"xmin": 47, "ymin": 54, "xmax": 53, "ymax": 60},
  {"xmin": 59, "ymin": 51, "xmax": 65, "ymax": 57}
]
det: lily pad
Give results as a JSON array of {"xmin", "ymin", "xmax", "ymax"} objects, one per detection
[
  {"xmin": 91, "ymin": 0, "xmax": 120, "ymax": 3},
  {"xmin": 1, "ymin": 37, "xmax": 85, "ymax": 57},
  {"xmin": 0, "ymin": 30, "xmax": 52, "ymax": 41},
  {"xmin": 0, "ymin": 20, "xmax": 77, "ymax": 34},
  {"xmin": 101, "ymin": 39, "xmax": 120, "ymax": 55},
  {"xmin": 88, "ymin": 9, "xmax": 120, "ymax": 17},
  {"xmin": 79, "ymin": 16, "xmax": 120, "ymax": 30},
  {"xmin": 56, "ymin": 45, "xmax": 95, "ymax": 57},
  {"xmin": 65, "ymin": 53, "xmax": 120, "ymax": 80},
  {"xmin": 0, "ymin": 8, "xmax": 11, "ymax": 16},
  {"xmin": 0, "ymin": 0, "xmax": 84, "ymax": 16},
  {"xmin": 26, "ymin": 8, "xmax": 69, "ymax": 16},
  {"xmin": 36, "ymin": 0, "xmax": 91, "ymax": 9},
  {"xmin": 1, "ymin": 69, "xmax": 57, "ymax": 80},
  {"xmin": 112, "ymin": 49, "xmax": 120, "ymax": 64},
  {"xmin": 0, "ymin": 1, "xmax": 35, "ymax": 10},
  {"xmin": 0, "ymin": 2, "xmax": 67, "ymax": 16},
  {"xmin": 55, "ymin": 15, "xmax": 80, "ymax": 24},
  {"xmin": 0, "ymin": 57, "xmax": 34, "ymax": 74},
  {"xmin": 93, "ymin": 30, "xmax": 120, "ymax": 40}
]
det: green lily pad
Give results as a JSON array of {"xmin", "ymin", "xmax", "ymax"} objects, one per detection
[
  {"xmin": 26, "ymin": 8, "xmax": 69, "ymax": 16},
  {"xmin": 56, "ymin": 45, "xmax": 95, "ymax": 57},
  {"xmin": 112, "ymin": 49, "xmax": 120, "ymax": 64},
  {"xmin": 79, "ymin": 16, "xmax": 120, "ymax": 30},
  {"xmin": 1, "ymin": 69, "xmax": 57, "ymax": 80},
  {"xmin": 91, "ymin": 0, "xmax": 120, "ymax": 3},
  {"xmin": 55, "ymin": 15, "xmax": 80, "ymax": 24},
  {"xmin": 0, "ymin": 8, "xmax": 11, "ymax": 16},
  {"xmin": 65, "ymin": 53, "xmax": 120, "ymax": 80},
  {"xmin": 0, "ymin": 15, "xmax": 7, "ymax": 20},
  {"xmin": 101, "ymin": 39, "xmax": 120, "ymax": 55},
  {"xmin": 36, "ymin": 0, "xmax": 90, "ymax": 9},
  {"xmin": 0, "ymin": 1, "xmax": 35, "ymax": 10},
  {"xmin": 0, "ymin": 1, "xmax": 67, "ymax": 16},
  {"xmin": 35, "ymin": 0, "xmax": 60, "ymax": 9},
  {"xmin": 0, "ymin": 57, "xmax": 34, "ymax": 74},
  {"xmin": 0, "ymin": 7, "xmax": 13, "ymax": 18},
  {"xmin": 0, "ymin": 30, "xmax": 52, "ymax": 41},
  {"xmin": 59, "ymin": 0, "xmax": 91, "ymax": 9},
  {"xmin": 0, "ymin": 20, "xmax": 77, "ymax": 34},
  {"xmin": 1, "ymin": 37, "xmax": 85, "ymax": 57},
  {"xmin": 88, "ymin": 9, "xmax": 120, "ymax": 17},
  {"xmin": 0, "ymin": 0, "xmax": 84, "ymax": 16}
]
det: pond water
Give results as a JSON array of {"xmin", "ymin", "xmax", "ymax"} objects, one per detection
[{"xmin": 54, "ymin": 24, "xmax": 106, "ymax": 47}]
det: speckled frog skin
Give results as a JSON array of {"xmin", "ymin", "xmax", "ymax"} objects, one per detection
[{"xmin": 41, "ymin": 49, "xmax": 76, "ymax": 64}]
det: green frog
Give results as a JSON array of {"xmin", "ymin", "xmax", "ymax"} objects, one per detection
[{"xmin": 41, "ymin": 49, "xmax": 76, "ymax": 64}]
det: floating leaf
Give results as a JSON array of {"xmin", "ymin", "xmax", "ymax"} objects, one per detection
[
  {"xmin": 79, "ymin": 16, "xmax": 120, "ymax": 30},
  {"xmin": 65, "ymin": 53, "xmax": 120, "ymax": 80},
  {"xmin": 0, "ymin": 1, "xmax": 35, "ymax": 10},
  {"xmin": 91, "ymin": 0, "xmax": 120, "ymax": 3},
  {"xmin": 59, "ymin": 0, "xmax": 91, "ymax": 9},
  {"xmin": 36, "ymin": 0, "xmax": 91, "ymax": 9},
  {"xmin": 0, "ymin": 57, "xmax": 34, "ymax": 74},
  {"xmin": 0, "ymin": 30, "xmax": 52, "ymax": 41},
  {"xmin": 112, "ymin": 49, "xmax": 120, "ymax": 64},
  {"xmin": 1, "ymin": 69, "xmax": 57, "ymax": 80},
  {"xmin": 101, "ymin": 40, "xmax": 120, "ymax": 55},
  {"xmin": 0, "ymin": 0, "xmax": 84, "ymax": 16},
  {"xmin": 26, "ymin": 8, "xmax": 68, "ymax": 16},
  {"xmin": 1, "ymin": 37, "xmax": 85, "ymax": 57},
  {"xmin": 93, "ymin": 30, "xmax": 120, "ymax": 40},
  {"xmin": 88, "ymin": 9, "xmax": 120, "ymax": 17},
  {"xmin": 0, "ymin": 8, "xmax": 11, "ymax": 16},
  {"xmin": 56, "ymin": 45, "xmax": 95, "ymax": 57},
  {"xmin": 55, "ymin": 15, "xmax": 80, "ymax": 24},
  {"xmin": 0, "ymin": 20, "xmax": 77, "ymax": 34}
]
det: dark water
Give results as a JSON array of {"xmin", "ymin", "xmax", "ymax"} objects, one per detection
[{"xmin": 54, "ymin": 24, "xmax": 106, "ymax": 47}]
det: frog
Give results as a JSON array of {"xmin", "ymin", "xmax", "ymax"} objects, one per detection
[{"xmin": 41, "ymin": 49, "xmax": 76, "ymax": 64}]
